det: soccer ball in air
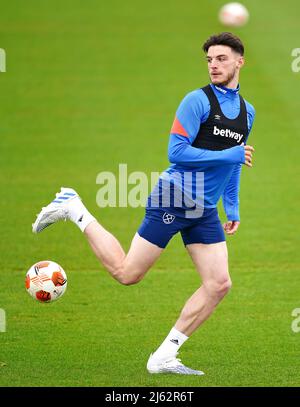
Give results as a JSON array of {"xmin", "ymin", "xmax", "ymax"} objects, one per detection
[
  {"xmin": 25, "ymin": 260, "xmax": 67, "ymax": 303},
  {"xmin": 219, "ymin": 3, "xmax": 249, "ymax": 27}
]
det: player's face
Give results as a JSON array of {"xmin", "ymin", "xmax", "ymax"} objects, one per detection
[{"xmin": 206, "ymin": 45, "xmax": 244, "ymax": 88}]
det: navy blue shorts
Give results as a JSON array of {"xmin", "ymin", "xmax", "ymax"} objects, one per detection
[{"xmin": 137, "ymin": 207, "xmax": 225, "ymax": 249}]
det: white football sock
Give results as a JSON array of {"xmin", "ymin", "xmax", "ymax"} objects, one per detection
[
  {"xmin": 67, "ymin": 198, "xmax": 96, "ymax": 232},
  {"xmin": 151, "ymin": 327, "xmax": 189, "ymax": 361}
]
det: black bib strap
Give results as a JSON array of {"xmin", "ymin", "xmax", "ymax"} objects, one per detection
[{"xmin": 202, "ymin": 85, "xmax": 223, "ymax": 119}]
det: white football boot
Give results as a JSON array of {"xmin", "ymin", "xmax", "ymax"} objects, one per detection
[
  {"xmin": 32, "ymin": 187, "xmax": 81, "ymax": 233},
  {"xmin": 147, "ymin": 353, "xmax": 204, "ymax": 376}
]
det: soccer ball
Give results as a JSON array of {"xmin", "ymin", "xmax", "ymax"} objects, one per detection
[
  {"xmin": 25, "ymin": 260, "xmax": 67, "ymax": 303},
  {"xmin": 219, "ymin": 3, "xmax": 249, "ymax": 27}
]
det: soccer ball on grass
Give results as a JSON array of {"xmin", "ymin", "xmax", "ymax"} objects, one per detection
[{"xmin": 25, "ymin": 260, "xmax": 67, "ymax": 303}]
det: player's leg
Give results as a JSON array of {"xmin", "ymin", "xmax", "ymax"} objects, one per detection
[
  {"xmin": 147, "ymin": 241, "xmax": 229, "ymax": 375},
  {"xmin": 174, "ymin": 209, "xmax": 231, "ymax": 336},
  {"xmin": 175, "ymin": 241, "xmax": 231, "ymax": 336},
  {"xmin": 84, "ymin": 222, "xmax": 163, "ymax": 285},
  {"xmin": 147, "ymin": 209, "xmax": 229, "ymax": 375},
  {"xmin": 32, "ymin": 187, "xmax": 164, "ymax": 285}
]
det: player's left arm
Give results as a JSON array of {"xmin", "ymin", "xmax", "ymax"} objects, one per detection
[
  {"xmin": 223, "ymin": 102, "xmax": 256, "ymax": 235},
  {"xmin": 222, "ymin": 163, "xmax": 242, "ymax": 235}
]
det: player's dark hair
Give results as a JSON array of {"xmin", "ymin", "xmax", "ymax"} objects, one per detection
[{"xmin": 203, "ymin": 32, "xmax": 244, "ymax": 56}]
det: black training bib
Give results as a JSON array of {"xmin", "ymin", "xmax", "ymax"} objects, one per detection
[{"xmin": 192, "ymin": 85, "xmax": 248, "ymax": 151}]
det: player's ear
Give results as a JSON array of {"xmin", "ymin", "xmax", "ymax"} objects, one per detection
[{"xmin": 238, "ymin": 56, "xmax": 245, "ymax": 68}]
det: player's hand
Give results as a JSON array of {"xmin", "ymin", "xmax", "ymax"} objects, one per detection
[
  {"xmin": 242, "ymin": 144, "xmax": 255, "ymax": 167},
  {"xmin": 223, "ymin": 221, "xmax": 240, "ymax": 235}
]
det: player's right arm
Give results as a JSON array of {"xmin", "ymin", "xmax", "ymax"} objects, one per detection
[{"xmin": 168, "ymin": 90, "xmax": 253, "ymax": 168}]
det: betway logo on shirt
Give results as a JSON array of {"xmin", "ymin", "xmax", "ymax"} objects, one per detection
[{"xmin": 213, "ymin": 125, "xmax": 244, "ymax": 143}]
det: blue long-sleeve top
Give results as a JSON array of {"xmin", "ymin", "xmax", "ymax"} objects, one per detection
[{"xmin": 158, "ymin": 84, "xmax": 255, "ymax": 220}]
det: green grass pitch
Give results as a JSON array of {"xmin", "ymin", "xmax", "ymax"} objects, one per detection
[{"xmin": 0, "ymin": 0, "xmax": 300, "ymax": 387}]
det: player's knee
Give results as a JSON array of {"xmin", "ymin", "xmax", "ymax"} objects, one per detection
[
  {"xmin": 220, "ymin": 278, "xmax": 232, "ymax": 296},
  {"xmin": 215, "ymin": 277, "xmax": 232, "ymax": 298},
  {"xmin": 111, "ymin": 261, "xmax": 143, "ymax": 285},
  {"xmin": 119, "ymin": 276, "xmax": 140, "ymax": 286},
  {"xmin": 117, "ymin": 268, "xmax": 143, "ymax": 286},
  {"xmin": 206, "ymin": 276, "xmax": 232, "ymax": 299}
]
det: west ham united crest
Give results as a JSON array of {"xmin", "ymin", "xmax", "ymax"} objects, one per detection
[{"xmin": 162, "ymin": 212, "xmax": 175, "ymax": 224}]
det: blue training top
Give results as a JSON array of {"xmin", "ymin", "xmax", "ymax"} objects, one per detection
[{"xmin": 148, "ymin": 83, "xmax": 255, "ymax": 221}]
